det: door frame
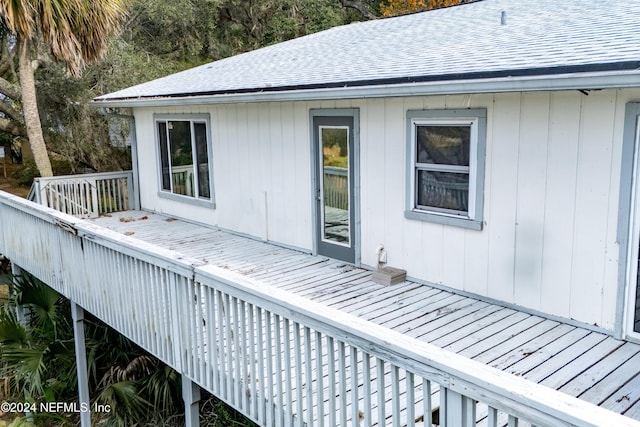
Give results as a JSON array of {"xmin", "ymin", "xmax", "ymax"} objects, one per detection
[
  {"xmin": 310, "ymin": 108, "xmax": 360, "ymax": 266},
  {"xmin": 620, "ymin": 102, "xmax": 640, "ymax": 341}
]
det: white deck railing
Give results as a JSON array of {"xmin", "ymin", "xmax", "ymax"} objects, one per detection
[
  {"xmin": 0, "ymin": 191, "xmax": 638, "ymax": 427},
  {"xmin": 29, "ymin": 171, "xmax": 136, "ymax": 218},
  {"xmin": 323, "ymin": 167, "xmax": 348, "ymax": 210}
]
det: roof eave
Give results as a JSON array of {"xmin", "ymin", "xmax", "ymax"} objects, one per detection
[{"xmin": 91, "ymin": 69, "xmax": 640, "ymax": 109}]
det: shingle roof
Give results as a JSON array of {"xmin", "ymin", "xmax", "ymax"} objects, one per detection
[{"xmin": 95, "ymin": 0, "xmax": 640, "ymax": 103}]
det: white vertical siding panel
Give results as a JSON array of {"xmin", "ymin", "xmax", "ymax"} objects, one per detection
[
  {"xmin": 361, "ymin": 98, "xmax": 387, "ymax": 268},
  {"xmin": 463, "ymin": 94, "xmax": 494, "ymax": 296},
  {"xmin": 384, "ymin": 98, "xmax": 406, "ymax": 269},
  {"xmin": 570, "ymin": 91, "xmax": 616, "ymax": 325},
  {"xmin": 443, "ymin": 227, "xmax": 465, "ymax": 289},
  {"xmin": 246, "ymin": 103, "xmax": 266, "ymax": 240},
  {"xmin": 235, "ymin": 103, "xmax": 258, "ymax": 237},
  {"xmin": 216, "ymin": 106, "xmax": 235, "ymax": 223},
  {"xmin": 292, "ymin": 102, "xmax": 313, "ymax": 251},
  {"xmin": 258, "ymin": 104, "xmax": 273, "ymax": 241},
  {"xmin": 540, "ymin": 92, "xmax": 581, "ymax": 318},
  {"xmin": 486, "ymin": 93, "xmax": 522, "ymax": 304},
  {"xmin": 280, "ymin": 103, "xmax": 298, "ymax": 247},
  {"xmin": 400, "ymin": 97, "xmax": 425, "ymax": 278},
  {"xmin": 268, "ymin": 103, "xmax": 287, "ymax": 245},
  {"xmin": 420, "ymin": 225, "xmax": 444, "ymax": 286},
  {"xmin": 513, "ymin": 92, "xmax": 550, "ymax": 310}
]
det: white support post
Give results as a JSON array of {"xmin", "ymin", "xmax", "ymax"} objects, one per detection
[
  {"xmin": 71, "ymin": 302, "xmax": 91, "ymax": 427},
  {"xmin": 182, "ymin": 375, "xmax": 201, "ymax": 427}
]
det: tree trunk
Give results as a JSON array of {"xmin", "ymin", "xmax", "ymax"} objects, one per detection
[{"xmin": 18, "ymin": 37, "xmax": 53, "ymax": 177}]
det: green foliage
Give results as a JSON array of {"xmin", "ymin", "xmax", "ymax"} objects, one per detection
[
  {"xmin": 199, "ymin": 392, "xmax": 259, "ymax": 427},
  {"xmin": 0, "ymin": 274, "xmax": 188, "ymax": 426},
  {"xmin": 209, "ymin": 0, "xmax": 359, "ymax": 59},
  {"xmin": 8, "ymin": 417, "xmax": 35, "ymax": 427},
  {"xmin": 11, "ymin": 159, "xmax": 76, "ymax": 187},
  {"xmin": 0, "ymin": 274, "xmax": 74, "ymax": 402},
  {"xmin": 97, "ymin": 381, "xmax": 151, "ymax": 426},
  {"xmin": 0, "ymin": 0, "xmax": 382, "ymax": 173}
]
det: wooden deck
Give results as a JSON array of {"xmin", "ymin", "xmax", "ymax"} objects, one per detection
[{"xmin": 92, "ymin": 210, "xmax": 640, "ymax": 423}]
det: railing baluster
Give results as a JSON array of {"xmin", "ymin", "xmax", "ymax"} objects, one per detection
[
  {"xmin": 315, "ymin": 331, "xmax": 324, "ymax": 426},
  {"xmin": 463, "ymin": 396, "xmax": 476, "ymax": 427},
  {"xmin": 240, "ymin": 299, "xmax": 249, "ymax": 413},
  {"xmin": 377, "ymin": 358, "xmax": 385, "ymax": 427},
  {"xmin": 488, "ymin": 406, "xmax": 498, "ymax": 427},
  {"xmin": 391, "ymin": 365, "xmax": 400, "ymax": 427},
  {"xmin": 257, "ymin": 307, "xmax": 266, "ymax": 425},
  {"xmin": 283, "ymin": 318, "xmax": 293, "ymax": 426},
  {"xmin": 508, "ymin": 415, "xmax": 519, "ymax": 427},
  {"xmin": 406, "ymin": 372, "xmax": 415, "ymax": 427},
  {"xmin": 304, "ymin": 326, "xmax": 313, "ymax": 426},
  {"xmin": 99, "ymin": 180, "xmax": 106, "ymax": 212},
  {"xmin": 327, "ymin": 337, "xmax": 337, "ymax": 427},
  {"xmin": 216, "ymin": 290, "xmax": 226, "ymax": 399},
  {"xmin": 196, "ymin": 283, "xmax": 205, "ymax": 385},
  {"xmin": 110, "ymin": 179, "xmax": 117, "ymax": 212},
  {"xmin": 266, "ymin": 311, "xmax": 274, "ymax": 426},
  {"xmin": 248, "ymin": 303, "xmax": 257, "ymax": 418},
  {"xmin": 363, "ymin": 353, "xmax": 372, "ymax": 427},
  {"xmin": 338, "ymin": 341, "xmax": 347, "ymax": 427},
  {"xmin": 351, "ymin": 346, "xmax": 359, "ymax": 427},
  {"xmin": 233, "ymin": 296, "xmax": 242, "ymax": 407},
  {"xmin": 423, "ymin": 379, "xmax": 431, "ymax": 427},
  {"xmin": 392, "ymin": 366, "xmax": 400, "ymax": 427},
  {"xmin": 224, "ymin": 293, "xmax": 233, "ymax": 401},
  {"xmin": 275, "ymin": 314, "xmax": 284, "ymax": 427},
  {"xmin": 294, "ymin": 322, "xmax": 303, "ymax": 427},
  {"xmin": 206, "ymin": 286, "xmax": 217, "ymax": 393}
]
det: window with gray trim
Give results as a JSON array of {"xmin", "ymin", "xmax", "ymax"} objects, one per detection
[
  {"xmin": 156, "ymin": 118, "xmax": 211, "ymax": 200},
  {"xmin": 406, "ymin": 109, "xmax": 486, "ymax": 230}
]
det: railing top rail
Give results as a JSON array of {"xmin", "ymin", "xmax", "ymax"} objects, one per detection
[
  {"xmin": 0, "ymin": 189, "xmax": 638, "ymax": 427},
  {"xmin": 33, "ymin": 170, "xmax": 133, "ymax": 183},
  {"xmin": 323, "ymin": 166, "xmax": 348, "ymax": 176},
  {"xmin": 0, "ymin": 191, "xmax": 196, "ymax": 277}
]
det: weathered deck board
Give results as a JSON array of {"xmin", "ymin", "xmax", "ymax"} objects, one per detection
[{"xmin": 92, "ymin": 211, "xmax": 640, "ymax": 422}]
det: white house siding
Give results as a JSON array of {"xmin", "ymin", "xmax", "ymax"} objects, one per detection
[
  {"xmin": 134, "ymin": 102, "xmax": 314, "ymax": 252},
  {"xmin": 132, "ymin": 88, "xmax": 640, "ymax": 332},
  {"xmin": 357, "ymin": 89, "xmax": 636, "ymax": 332}
]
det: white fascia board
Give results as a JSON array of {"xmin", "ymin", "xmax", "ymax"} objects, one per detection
[{"xmin": 91, "ymin": 69, "xmax": 640, "ymax": 108}]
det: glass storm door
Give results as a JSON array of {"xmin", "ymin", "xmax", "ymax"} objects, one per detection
[{"xmin": 313, "ymin": 115, "xmax": 355, "ymax": 264}]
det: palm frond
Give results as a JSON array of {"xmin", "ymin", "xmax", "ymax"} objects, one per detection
[
  {"xmin": 141, "ymin": 365, "xmax": 180, "ymax": 414},
  {"xmin": 11, "ymin": 273, "xmax": 69, "ymax": 340},
  {"xmin": 0, "ymin": 307, "xmax": 27, "ymax": 345},
  {"xmin": 97, "ymin": 380, "xmax": 150, "ymax": 426},
  {"xmin": 0, "ymin": 0, "xmax": 129, "ymax": 75}
]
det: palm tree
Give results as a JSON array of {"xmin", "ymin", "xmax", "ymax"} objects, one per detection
[{"xmin": 0, "ymin": 0, "xmax": 128, "ymax": 177}]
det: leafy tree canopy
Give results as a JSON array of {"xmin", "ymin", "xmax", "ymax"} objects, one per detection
[
  {"xmin": 380, "ymin": 0, "xmax": 462, "ymax": 17},
  {"xmin": 0, "ymin": 0, "xmax": 469, "ymax": 177}
]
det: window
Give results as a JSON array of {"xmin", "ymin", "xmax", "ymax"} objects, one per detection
[
  {"xmin": 405, "ymin": 109, "xmax": 486, "ymax": 230},
  {"xmin": 155, "ymin": 114, "xmax": 213, "ymax": 206}
]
